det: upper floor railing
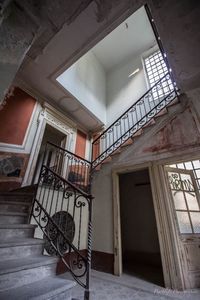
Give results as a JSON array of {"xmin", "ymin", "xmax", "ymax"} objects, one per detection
[
  {"xmin": 92, "ymin": 72, "xmax": 178, "ymax": 169},
  {"xmin": 43, "ymin": 142, "xmax": 91, "ymax": 193}
]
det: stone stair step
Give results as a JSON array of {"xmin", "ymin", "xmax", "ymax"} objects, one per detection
[
  {"xmin": 0, "ymin": 192, "xmax": 34, "ymax": 203},
  {"xmin": 167, "ymin": 96, "xmax": 179, "ymax": 107},
  {"xmin": 110, "ymin": 148, "xmax": 121, "ymax": 156},
  {"xmin": 101, "ymin": 156, "xmax": 112, "ymax": 164},
  {"xmin": 132, "ymin": 128, "xmax": 143, "ymax": 138},
  {"xmin": 154, "ymin": 107, "xmax": 168, "ymax": 118},
  {"xmin": 0, "ymin": 211, "xmax": 28, "ymax": 224},
  {"xmin": 0, "ymin": 238, "xmax": 44, "ymax": 261},
  {"xmin": 0, "ymin": 256, "xmax": 58, "ymax": 291},
  {"xmin": 0, "ymin": 201, "xmax": 31, "ymax": 213},
  {"xmin": 143, "ymin": 118, "xmax": 156, "ymax": 128},
  {"xmin": 120, "ymin": 138, "xmax": 133, "ymax": 148},
  {"xmin": 0, "ymin": 224, "xmax": 37, "ymax": 241},
  {"xmin": 0, "ymin": 276, "xmax": 75, "ymax": 300}
]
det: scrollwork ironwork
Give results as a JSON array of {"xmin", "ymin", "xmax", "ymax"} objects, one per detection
[{"xmin": 31, "ymin": 166, "xmax": 93, "ymax": 290}]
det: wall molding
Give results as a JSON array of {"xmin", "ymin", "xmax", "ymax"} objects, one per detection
[
  {"xmin": 23, "ymin": 102, "xmax": 77, "ymax": 186},
  {"xmin": 0, "ymin": 100, "xmax": 38, "ymax": 154}
]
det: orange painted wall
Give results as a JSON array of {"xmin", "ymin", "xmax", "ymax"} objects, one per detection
[
  {"xmin": 75, "ymin": 130, "xmax": 87, "ymax": 158},
  {"xmin": 0, "ymin": 87, "xmax": 36, "ymax": 145}
]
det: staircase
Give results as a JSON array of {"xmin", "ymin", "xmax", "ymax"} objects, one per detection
[{"xmin": 0, "ymin": 192, "xmax": 76, "ymax": 299}]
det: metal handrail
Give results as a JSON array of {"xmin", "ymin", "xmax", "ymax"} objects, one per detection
[
  {"xmin": 93, "ymin": 72, "xmax": 172, "ymax": 144},
  {"xmin": 47, "ymin": 141, "xmax": 91, "ymax": 165},
  {"xmin": 92, "ymin": 72, "xmax": 178, "ymax": 168}
]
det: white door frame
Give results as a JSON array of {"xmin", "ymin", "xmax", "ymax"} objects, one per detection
[
  {"xmin": 22, "ymin": 103, "xmax": 76, "ymax": 186},
  {"xmin": 112, "ymin": 161, "xmax": 186, "ymax": 290}
]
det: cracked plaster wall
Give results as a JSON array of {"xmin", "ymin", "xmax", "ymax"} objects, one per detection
[{"xmin": 91, "ymin": 95, "xmax": 200, "ymax": 255}]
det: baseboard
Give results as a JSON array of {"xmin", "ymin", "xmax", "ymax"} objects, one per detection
[{"xmin": 57, "ymin": 250, "xmax": 114, "ymax": 275}]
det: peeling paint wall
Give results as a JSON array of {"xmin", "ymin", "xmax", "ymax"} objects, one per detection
[
  {"xmin": 0, "ymin": 87, "xmax": 37, "ymax": 190},
  {"xmin": 91, "ymin": 93, "xmax": 200, "ymax": 255},
  {"xmin": 142, "ymin": 108, "xmax": 200, "ymax": 154}
]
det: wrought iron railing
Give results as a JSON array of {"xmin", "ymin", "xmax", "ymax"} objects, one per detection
[
  {"xmin": 31, "ymin": 165, "xmax": 92, "ymax": 300},
  {"xmin": 43, "ymin": 142, "xmax": 91, "ymax": 193},
  {"xmin": 92, "ymin": 72, "xmax": 178, "ymax": 168}
]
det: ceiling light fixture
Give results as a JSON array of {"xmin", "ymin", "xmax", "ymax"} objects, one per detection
[{"xmin": 128, "ymin": 68, "xmax": 140, "ymax": 78}]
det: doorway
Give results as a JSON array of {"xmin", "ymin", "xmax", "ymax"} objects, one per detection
[
  {"xmin": 33, "ymin": 123, "xmax": 67, "ymax": 184},
  {"xmin": 119, "ymin": 168, "xmax": 164, "ymax": 286}
]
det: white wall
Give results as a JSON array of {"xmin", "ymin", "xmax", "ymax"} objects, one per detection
[
  {"xmin": 57, "ymin": 51, "xmax": 106, "ymax": 124},
  {"xmin": 57, "ymin": 45, "xmax": 155, "ymax": 127},
  {"xmin": 106, "ymin": 53, "xmax": 148, "ymax": 125}
]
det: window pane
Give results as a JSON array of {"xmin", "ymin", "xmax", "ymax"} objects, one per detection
[
  {"xmin": 185, "ymin": 193, "xmax": 199, "ymax": 211},
  {"xmin": 180, "ymin": 173, "xmax": 194, "ymax": 192},
  {"xmin": 177, "ymin": 163, "xmax": 184, "ymax": 169},
  {"xmin": 168, "ymin": 171, "xmax": 181, "ymax": 190},
  {"xmin": 173, "ymin": 192, "xmax": 187, "ymax": 210},
  {"xmin": 176, "ymin": 212, "xmax": 192, "ymax": 233},
  {"xmin": 190, "ymin": 212, "xmax": 200, "ymax": 233},
  {"xmin": 184, "ymin": 162, "xmax": 193, "ymax": 170},
  {"xmin": 193, "ymin": 160, "xmax": 200, "ymax": 169},
  {"xmin": 195, "ymin": 169, "xmax": 200, "ymax": 178},
  {"xmin": 144, "ymin": 50, "xmax": 171, "ymax": 95}
]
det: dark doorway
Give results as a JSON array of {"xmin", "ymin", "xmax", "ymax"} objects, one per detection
[
  {"xmin": 33, "ymin": 124, "xmax": 66, "ymax": 184},
  {"xmin": 119, "ymin": 168, "xmax": 164, "ymax": 286}
]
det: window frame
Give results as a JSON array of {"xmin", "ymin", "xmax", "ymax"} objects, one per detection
[
  {"xmin": 142, "ymin": 46, "xmax": 173, "ymax": 102},
  {"xmin": 166, "ymin": 166, "xmax": 200, "ymax": 235}
]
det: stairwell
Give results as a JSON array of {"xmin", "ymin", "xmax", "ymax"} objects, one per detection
[
  {"xmin": 0, "ymin": 71, "xmax": 180, "ymax": 300},
  {"xmin": 0, "ymin": 192, "xmax": 76, "ymax": 300}
]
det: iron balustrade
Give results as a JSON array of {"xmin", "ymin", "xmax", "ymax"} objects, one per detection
[
  {"xmin": 92, "ymin": 72, "xmax": 178, "ymax": 169},
  {"xmin": 43, "ymin": 141, "xmax": 92, "ymax": 193},
  {"xmin": 31, "ymin": 165, "xmax": 93, "ymax": 300}
]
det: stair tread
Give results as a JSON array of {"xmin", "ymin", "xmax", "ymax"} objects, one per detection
[
  {"xmin": 0, "ymin": 192, "xmax": 34, "ymax": 196},
  {"xmin": 0, "ymin": 276, "xmax": 75, "ymax": 299},
  {"xmin": 0, "ymin": 199, "xmax": 31, "ymax": 203},
  {"xmin": 0, "ymin": 224, "xmax": 36, "ymax": 229},
  {"xmin": 0, "ymin": 256, "xmax": 58, "ymax": 275},
  {"xmin": 0, "ymin": 200, "xmax": 31, "ymax": 206},
  {"xmin": 0, "ymin": 194, "xmax": 33, "ymax": 202},
  {"xmin": 0, "ymin": 237, "xmax": 44, "ymax": 247},
  {"xmin": 0, "ymin": 211, "xmax": 28, "ymax": 216}
]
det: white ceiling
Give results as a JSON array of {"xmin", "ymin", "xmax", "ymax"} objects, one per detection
[
  {"xmin": 92, "ymin": 6, "xmax": 156, "ymax": 72},
  {"xmin": 16, "ymin": 3, "xmax": 156, "ymax": 132}
]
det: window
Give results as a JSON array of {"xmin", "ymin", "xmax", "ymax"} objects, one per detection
[
  {"xmin": 144, "ymin": 50, "xmax": 173, "ymax": 100},
  {"xmin": 170, "ymin": 160, "xmax": 200, "ymax": 191},
  {"xmin": 166, "ymin": 160, "xmax": 200, "ymax": 234}
]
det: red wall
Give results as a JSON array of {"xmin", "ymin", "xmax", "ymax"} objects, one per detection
[
  {"xmin": 75, "ymin": 130, "xmax": 87, "ymax": 158},
  {"xmin": 0, "ymin": 87, "xmax": 36, "ymax": 145}
]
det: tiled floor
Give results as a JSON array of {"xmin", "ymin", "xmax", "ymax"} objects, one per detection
[{"xmin": 65, "ymin": 269, "xmax": 200, "ymax": 300}]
